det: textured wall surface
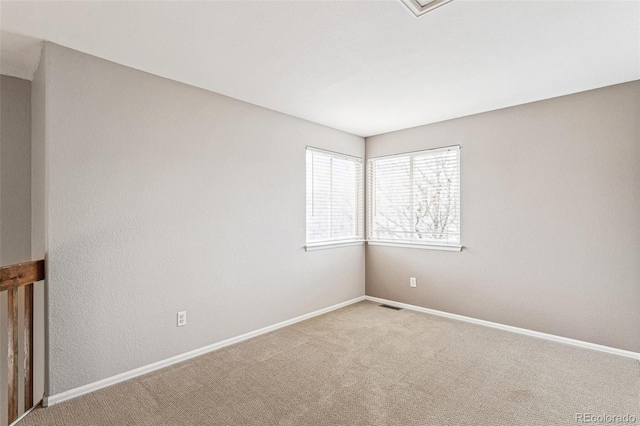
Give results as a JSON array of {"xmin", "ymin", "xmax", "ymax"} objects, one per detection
[
  {"xmin": 39, "ymin": 43, "xmax": 365, "ymax": 395},
  {"xmin": 366, "ymin": 81, "xmax": 640, "ymax": 352},
  {"xmin": 31, "ymin": 53, "xmax": 48, "ymax": 405},
  {"xmin": 0, "ymin": 74, "xmax": 40, "ymax": 424},
  {"xmin": 1, "ymin": 75, "xmax": 32, "ymax": 265}
]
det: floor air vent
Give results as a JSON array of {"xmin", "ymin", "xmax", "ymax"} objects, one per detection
[{"xmin": 380, "ymin": 304, "xmax": 402, "ymax": 311}]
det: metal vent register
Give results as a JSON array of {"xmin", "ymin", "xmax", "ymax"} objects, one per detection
[{"xmin": 379, "ymin": 304, "xmax": 402, "ymax": 311}]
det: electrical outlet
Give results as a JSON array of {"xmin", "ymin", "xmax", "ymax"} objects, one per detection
[
  {"xmin": 177, "ymin": 311, "xmax": 187, "ymax": 327},
  {"xmin": 410, "ymin": 277, "xmax": 417, "ymax": 287}
]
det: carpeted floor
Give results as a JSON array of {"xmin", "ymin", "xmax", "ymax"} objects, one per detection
[{"xmin": 21, "ymin": 301, "xmax": 639, "ymax": 425}]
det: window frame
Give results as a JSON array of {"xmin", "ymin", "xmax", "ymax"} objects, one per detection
[
  {"xmin": 366, "ymin": 145, "xmax": 462, "ymax": 252},
  {"xmin": 305, "ymin": 146, "xmax": 365, "ymax": 251}
]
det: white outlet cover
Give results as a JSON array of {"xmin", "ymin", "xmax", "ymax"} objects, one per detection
[
  {"xmin": 410, "ymin": 277, "xmax": 417, "ymax": 287},
  {"xmin": 177, "ymin": 311, "xmax": 187, "ymax": 327}
]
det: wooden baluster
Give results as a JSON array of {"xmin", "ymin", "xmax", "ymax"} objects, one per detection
[
  {"xmin": 24, "ymin": 283, "xmax": 34, "ymax": 409},
  {"xmin": 7, "ymin": 287, "xmax": 19, "ymax": 423},
  {"xmin": 1, "ymin": 259, "xmax": 45, "ymax": 420}
]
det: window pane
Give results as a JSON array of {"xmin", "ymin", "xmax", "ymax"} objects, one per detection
[
  {"xmin": 368, "ymin": 147, "xmax": 460, "ymax": 245},
  {"xmin": 306, "ymin": 151, "xmax": 331, "ymax": 242},
  {"xmin": 306, "ymin": 148, "xmax": 363, "ymax": 244},
  {"xmin": 372, "ymin": 157, "xmax": 412, "ymax": 240},
  {"xmin": 413, "ymin": 151, "xmax": 460, "ymax": 243},
  {"xmin": 331, "ymin": 157, "xmax": 357, "ymax": 239}
]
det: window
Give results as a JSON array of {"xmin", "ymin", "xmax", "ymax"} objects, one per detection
[
  {"xmin": 367, "ymin": 146, "xmax": 461, "ymax": 250},
  {"xmin": 306, "ymin": 147, "xmax": 364, "ymax": 249}
]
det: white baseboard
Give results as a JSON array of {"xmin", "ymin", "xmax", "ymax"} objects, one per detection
[
  {"xmin": 365, "ymin": 296, "xmax": 640, "ymax": 361},
  {"xmin": 44, "ymin": 296, "xmax": 366, "ymax": 407}
]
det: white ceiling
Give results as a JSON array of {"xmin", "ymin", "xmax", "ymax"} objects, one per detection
[{"xmin": 1, "ymin": 0, "xmax": 638, "ymax": 137}]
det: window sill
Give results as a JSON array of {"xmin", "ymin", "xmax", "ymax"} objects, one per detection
[
  {"xmin": 305, "ymin": 240, "xmax": 365, "ymax": 251},
  {"xmin": 367, "ymin": 240, "xmax": 462, "ymax": 252}
]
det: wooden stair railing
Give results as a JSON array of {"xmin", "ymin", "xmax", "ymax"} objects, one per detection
[{"xmin": 0, "ymin": 260, "xmax": 45, "ymax": 424}]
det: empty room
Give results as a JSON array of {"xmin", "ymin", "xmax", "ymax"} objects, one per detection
[{"xmin": 0, "ymin": 1, "xmax": 638, "ymax": 425}]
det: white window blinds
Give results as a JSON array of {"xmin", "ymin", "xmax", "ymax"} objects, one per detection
[
  {"xmin": 306, "ymin": 147, "xmax": 364, "ymax": 245},
  {"xmin": 368, "ymin": 146, "xmax": 460, "ymax": 246}
]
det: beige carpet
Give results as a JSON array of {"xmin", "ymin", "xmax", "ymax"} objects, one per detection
[{"xmin": 21, "ymin": 301, "xmax": 639, "ymax": 425}]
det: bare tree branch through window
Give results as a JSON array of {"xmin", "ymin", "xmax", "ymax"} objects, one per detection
[{"xmin": 368, "ymin": 147, "xmax": 460, "ymax": 245}]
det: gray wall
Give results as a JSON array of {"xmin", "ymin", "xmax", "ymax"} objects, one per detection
[
  {"xmin": 31, "ymin": 51, "xmax": 48, "ymax": 406},
  {"xmin": 36, "ymin": 43, "xmax": 365, "ymax": 396},
  {"xmin": 0, "ymin": 74, "xmax": 40, "ymax": 424},
  {"xmin": 366, "ymin": 80, "xmax": 640, "ymax": 352},
  {"xmin": 1, "ymin": 75, "xmax": 31, "ymax": 265}
]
